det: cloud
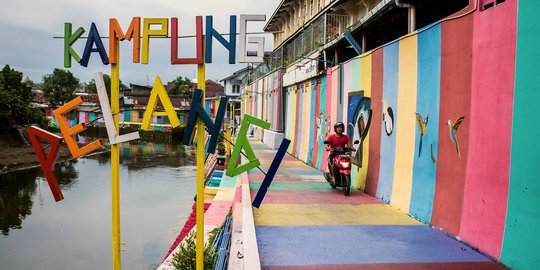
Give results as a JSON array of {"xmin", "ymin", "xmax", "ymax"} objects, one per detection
[{"xmin": 0, "ymin": 0, "xmax": 278, "ymax": 85}]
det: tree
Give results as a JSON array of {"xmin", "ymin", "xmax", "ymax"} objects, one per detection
[
  {"xmin": 85, "ymin": 73, "xmax": 129, "ymax": 94},
  {"xmin": 168, "ymin": 76, "xmax": 194, "ymax": 97},
  {"xmin": 0, "ymin": 65, "xmax": 47, "ymax": 129},
  {"xmin": 41, "ymin": 68, "xmax": 79, "ymax": 107}
]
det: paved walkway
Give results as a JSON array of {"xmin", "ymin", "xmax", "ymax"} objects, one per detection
[{"xmin": 247, "ymin": 141, "xmax": 503, "ymax": 270}]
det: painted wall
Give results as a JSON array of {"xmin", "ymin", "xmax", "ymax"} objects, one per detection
[
  {"xmin": 242, "ymin": 2, "xmax": 539, "ymax": 268},
  {"xmin": 500, "ymin": 0, "xmax": 540, "ymax": 268},
  {"xmin": 247, "ymin": 70, "xmax": 283, "ymax": 139}
]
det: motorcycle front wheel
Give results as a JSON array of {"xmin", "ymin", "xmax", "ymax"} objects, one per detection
[{"xmin": 342, "ymin": 174, "xmax": 350, "ymax": 196}]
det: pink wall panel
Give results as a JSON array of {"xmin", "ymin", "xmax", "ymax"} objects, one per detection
[
  {"xmin": 366, "ymin": 49, "xmax": 384, "ymax": 197},
  {"xmin": 459, "ymin": 2, "xmax": 517, "ymax": 258}
]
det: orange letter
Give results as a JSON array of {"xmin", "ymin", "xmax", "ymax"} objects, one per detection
[
  {"xmin": 53, "ymin": 97, "xmax": 102, "ymax": 158},
  {"xmin": 109, "ymin": 17, "xmax": 141, "ymax": 64}
]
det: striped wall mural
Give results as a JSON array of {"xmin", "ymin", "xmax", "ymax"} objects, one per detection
[{"xmin": 243, "ymin": 1, "xmax": 539, "ymax": 268}]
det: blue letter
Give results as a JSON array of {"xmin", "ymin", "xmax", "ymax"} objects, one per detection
[
  {"xmin": 205, "ymin": 15, "xmax": 236, "ymax": 64},
  {"xmin": 80, "ymin": 22, "xmax": 109, "ymax": 67},
  {"xmin": 182, "ymin": 89, "xmax": 228, "ymax": 153}
]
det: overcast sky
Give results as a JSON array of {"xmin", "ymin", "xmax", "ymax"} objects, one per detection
[{"xmin": 0, "ymin": 0, "xmax": 279, "ymax": 86}]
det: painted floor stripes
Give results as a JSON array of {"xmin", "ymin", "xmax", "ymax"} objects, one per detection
[
  {"xmin": 253, "ymin": 204, "xmax": 423, "ymax": 226},
  {"xmin": 250, "ymin": 191, "xmax": 383, "ymax": 204},
  {"xmin": 256, "ymin": 225, "xmax": 490, "ymax": 266},
  {"xmin": 261, "ymin": 262, "xmax": 505, "ymax": 270},
  {"xmin": 246, "ymin": 140, "xmax": 500, "ymax": 269},
  {"xmin": 248, "ymin": 174, "xmax": 327, "ymax": 182},
  {"xmin": 250, "ymin": 181, "xmax": 352, "ymax": 192}
]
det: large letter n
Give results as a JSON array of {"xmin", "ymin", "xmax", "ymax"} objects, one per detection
[{"xmin": 182, "ymin": 89, "xmax": 228, "ymax": 153}]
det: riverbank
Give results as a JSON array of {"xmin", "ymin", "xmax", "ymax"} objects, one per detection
[
  {"xmin": 0, "ymin": 143, "xmax": 111, "ymax": 175},
  {"xmin": 0, "ymin": 128, "xmax": 110, "ymax": 175}
]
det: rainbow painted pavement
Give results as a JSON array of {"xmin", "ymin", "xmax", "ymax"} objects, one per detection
[{"xmin": 243, "ymin": 141, "xmax": 503, "ymax": 270}]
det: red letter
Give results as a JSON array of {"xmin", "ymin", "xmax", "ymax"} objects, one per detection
[
  {"xmin": 171, "ymin": 16, "xmax": 203, "ymax": 64},
  {"xmin": 26, "ymin": 126, "xmax": 64, "ymax": 201}
]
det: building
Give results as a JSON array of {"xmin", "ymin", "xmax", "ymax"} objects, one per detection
[
  {"xmin": 241, "ymin": 1, "xmax": 539, "ymax": 269},
  {"xmin": 124, "ymin": 84, "xmax": 192, "ymax": 127},
  {"xmin": 221, "ymin": 66, "xmax": 252, "ymax": 97},
  {"xmin": 220, "ymin": 66, "xmax": 253, "ymax": 125}
]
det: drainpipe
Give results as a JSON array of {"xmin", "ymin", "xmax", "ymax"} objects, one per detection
[{"xmin": 395, "ymin": 0, "xmax": 416, "ymax": 33}]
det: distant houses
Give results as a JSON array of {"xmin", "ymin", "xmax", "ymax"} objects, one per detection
[
  {"xmin": 220, "ymin": 66, "xmax": 252, "ymax": 125},
  {"xmin": 35, "ymin": 79, "xmax": 225, "ymax": 132}
]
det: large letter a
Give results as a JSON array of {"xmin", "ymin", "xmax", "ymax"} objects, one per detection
[
  {"xmin": 26, "ymin": 126, "xmax": 65, "ymax": 202},
  {"xmin": 225, "ymin": 115, "xmax": 270, "ymax": 177}
]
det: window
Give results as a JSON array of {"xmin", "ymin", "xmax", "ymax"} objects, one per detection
[
  {"xmin": 138, "ymin": 111, "xmax": 144, "ymax": 119},
  {"xmin": 310, "ymin": 0, "xmax": 314, "ymax": 16},
  {"xmin": 481, "ymin": 0, "xmax": 505, "ymax": 11},
  {"xmin": 318, "ymin": 0, "xmax": 322, "ymax": 11},
  {"xmin": 233, "ymin": 84, "xmax": 240, "ymax": 94}
]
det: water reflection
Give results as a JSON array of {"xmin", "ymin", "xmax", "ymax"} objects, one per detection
[
  {"xmin": 0, "ymin": 140, "xmax": 196, "ymax": 270},
  {"xmin": 0, "ymin": 169, "xmax": 38, "ymax": 236},
  {"xmin": 87, "ymin": 140, "xmax": 194, "ymax": 170},
  {"xmin": 119, "ymin": 141, "xmax": 193, "ymax": 170},
  {"xmin": 0, "ymin": 160, "xmax": 79, "ymax": 236},
  {"xmin": 55, "ymin": 160, "xmax": 79, "ymax": 188}
]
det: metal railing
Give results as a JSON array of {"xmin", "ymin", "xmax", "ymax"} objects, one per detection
[{"xmin": 244, "ymin": 13, "xmax": 352, "ymax": 85}]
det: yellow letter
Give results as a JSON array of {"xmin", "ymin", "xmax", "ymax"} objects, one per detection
[
  {"xmin": 142, "ymin": 18, "xmax": 168, "ymax": 64},
  {"xmin": 141, "ymin": 76, "xmax": 180, "ymax": 130}
]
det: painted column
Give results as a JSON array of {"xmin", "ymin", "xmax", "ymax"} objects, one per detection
[
  {"xmin": 432, "ymin": 14, "xmax": 473, "ymax": 236},
  {"xmin": 460, "ymin": 2, "xmax": 517, "ymax": 259},
  {"xmin": 409, "ymin": 24, "xmax": 441, "ymax": 223},
  {"xmin": 366, "ymin": 49, "xmax": 383, "ymax": 197},
  {"xmin": 316, "ymin": 76, "xmax": 327, "ymax": 170},
  {"xmin": 376, "ymin": 42, "xmax": 399, "ymax": 203},
  {"xmin": 500, "ymin": 0, "xmax": 540, "ymax": 268},
  {"xmin": 391, "ymin": 34, "xmax": 418, "ymax": 212},
  {"xmin": 358, "ymin": 53, "xmax": 372, "ymax": 190}
]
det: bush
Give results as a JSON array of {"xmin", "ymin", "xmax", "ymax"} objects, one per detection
[{"xmin": 171, "ymin": 229, "xmax": 219, "ymax": 270}]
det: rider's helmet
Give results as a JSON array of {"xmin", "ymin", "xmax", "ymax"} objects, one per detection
[{"xmin": 334, "ymin": 122, "xmax": 345, "ymax": 134}]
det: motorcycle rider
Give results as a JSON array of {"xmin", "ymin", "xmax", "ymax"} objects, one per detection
[{"xmin": 325, "ymin": 122, "xmax": 355, "ymax": 185}]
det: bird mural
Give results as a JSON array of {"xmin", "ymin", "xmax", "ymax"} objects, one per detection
[
  {"xmin": 415, "ymin": 112, "xmax": 429, "ymax": 157},
  {"xmin": 430, "ymin": 144, "xmax": 437, "ymax": 164},
  {"xmin": 447, "ymin": 116, "xmax": 465, "ymax": 158},
  {"xmin": 382, "ymin": 99, "xmax": 394, "ymax": 136}
]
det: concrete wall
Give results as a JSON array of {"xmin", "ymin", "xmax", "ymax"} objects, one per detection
[{"xmin": 243, "ymin": 1, "xmax": 540, "ymax": 268}]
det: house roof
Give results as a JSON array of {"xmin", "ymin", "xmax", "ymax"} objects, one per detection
[
  {"xmin": 204, "ymin": 79, "xmax": 225, "ymax": 98},
  {"xmin": 128, "ymin": 95, "xmax": 192, "ymax": 111},
  {"xmin": 220, "ymin": 66, "xmax": 253, "ymax": 82}
]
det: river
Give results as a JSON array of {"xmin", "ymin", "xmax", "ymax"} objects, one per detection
[{"xmin": 0, "ymin": 140, "xmax": 196, "ymax": 270}]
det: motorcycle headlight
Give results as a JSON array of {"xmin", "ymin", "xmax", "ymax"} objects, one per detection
[{"xmin": 339, "ymin": 162, "xmax": 350, "ymax": 167}]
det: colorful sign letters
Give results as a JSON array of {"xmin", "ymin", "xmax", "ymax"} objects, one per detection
[
  {"xmin": 38, "ymin": 35, "xmax": 284, "ymax": 205},
  {"xmin": 64, "ymin": 15, "xmax": 266, "ymax": 68}
]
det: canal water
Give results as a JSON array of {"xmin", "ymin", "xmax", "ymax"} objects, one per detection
[{"xmin": 0, "ymin": 140, "xmax": 196, "ymax": 270}]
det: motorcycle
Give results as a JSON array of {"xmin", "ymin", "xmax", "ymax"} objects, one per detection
[{"xmin": 323, "ymin": 141, "xmax": 357, "ymax": 196}]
